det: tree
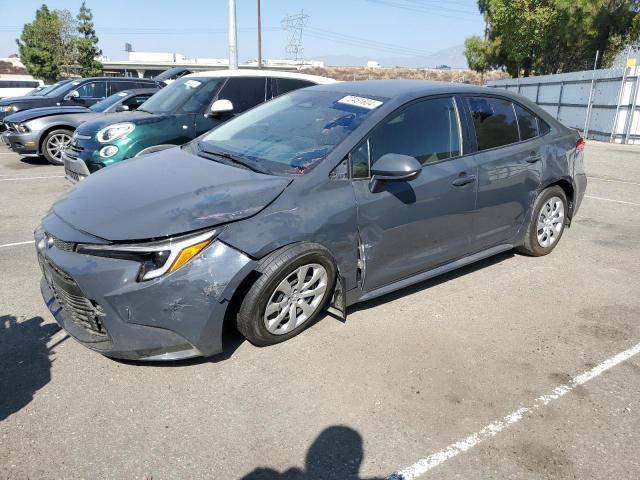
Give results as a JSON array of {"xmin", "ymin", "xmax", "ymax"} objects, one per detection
[
  {"xmin": 467, "ymin": 0, "xmax": 640, "ymax": 77},
  {"xmin": 56, "ymin": 9, "xmax": 78, "ymax": 77},
  {"xmin": 76, "ymin": 1, "xmax": 102, "ymax": 77},
  {"xmin": 16, "ymin": 5, "xmax": 64, "ymax": 83},
  {"xmin": 464, "ymin": 35, "xmax": 492, "ymax": 83}
]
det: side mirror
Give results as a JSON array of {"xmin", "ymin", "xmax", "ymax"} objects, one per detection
[
  {"xmin": 115, "ymin": 105, "xmax": 130, "ymax": 112},
  {"xmin": 64, "ymin": 90, "xmax": 80, "ymax": 102},
  {"xmin": 369, "ymin": 153, "xmax": 422, "ymax": 193},
  {"xmin": 208, "ymin": 99, "xmax": 234, "ymax": 117}
]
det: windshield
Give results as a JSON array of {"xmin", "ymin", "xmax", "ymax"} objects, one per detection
[
  {"xmin": 43, "ymin": 80, "xmax": 80, "ymax": 98},
  {"xmin": 200, "ymin": 90, "xmax": 383, "ymax": 174},
  {"xmin": 139, "ymin": 77, "xmax": 221, "ymax": 114},
  {"xmin": 89, "ymin": 91, "xmax": 129, "ymax": 112}
]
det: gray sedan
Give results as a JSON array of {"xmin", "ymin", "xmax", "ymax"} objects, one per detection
[
  {"xmin": 2, "ymin": 88, "xmax": 159, "ymax": 164},
  {"xmin": 35, "ymin": 80, "xmax": 587, "ymax": 360}
]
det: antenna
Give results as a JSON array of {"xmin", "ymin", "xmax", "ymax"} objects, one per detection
[{"xmin": 281, "ymin": 11, "xmax": 309, "ymax": 61}]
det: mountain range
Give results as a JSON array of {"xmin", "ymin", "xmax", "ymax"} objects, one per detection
[{"xmin": 317, "ymin": 45, "xmax": 468, "ymax": 69}]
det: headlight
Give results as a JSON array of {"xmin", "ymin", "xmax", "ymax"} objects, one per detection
[
  {"xmin": 76, "ymin": 230, "xmax": 217, "ymax": 281},
  {"xmin": 96, "ymin": 122, "xmax": 135, "ymax": 143},
  {"xmin": 2, "ymin": 105, "xmax": 18, "ymax": 113},
  {"xmin": 14, "ymin": 123, "xmax": 30, "ymax": 133},
  {"xmin": 99, "ymin": 145, "xmax": 118, "ymax": 158}
]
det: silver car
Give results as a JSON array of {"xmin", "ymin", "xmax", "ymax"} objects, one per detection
[{"xmin": 2, "ymin": 88, "xmax": 160, "ymax": 165}]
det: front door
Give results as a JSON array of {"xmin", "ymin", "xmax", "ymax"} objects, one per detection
[{"xmin": 352, "ymin": 96, "xmax": 478, "ymax": 291}]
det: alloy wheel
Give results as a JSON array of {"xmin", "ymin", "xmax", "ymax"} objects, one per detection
[
  {"xmin": 46, "ymin": 133, "xmax": 72, "ymax": 162},
  {"xmin": 263, "ymin": 263, "xmax": 328, "ymax": 335},
  {"xmin": 536, "ymin": 196, "xmax": 565, "ymax": 248}
]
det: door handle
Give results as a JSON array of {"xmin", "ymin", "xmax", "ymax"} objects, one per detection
[
  {"xmin": 452, "ymin": 175, "xmax": 476, "ymax": 187},
  {"xmin": 526, "ymin": 154, "xmax": 543, "ymax": 163}
]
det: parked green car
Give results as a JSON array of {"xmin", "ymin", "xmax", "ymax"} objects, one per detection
[{"xmin": 63, "ymin": 70, "xmax": 335, "ymax": 182}]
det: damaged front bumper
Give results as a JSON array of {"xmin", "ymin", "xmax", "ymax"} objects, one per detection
[{"xmin": 35, "ymin": 222, "xmax": 255, "ymax": 361}]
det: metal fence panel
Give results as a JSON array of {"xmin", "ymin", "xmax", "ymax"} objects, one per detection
[{"xmin": 487, "ymin": 65, "xmax": 639, "ymax": 144}]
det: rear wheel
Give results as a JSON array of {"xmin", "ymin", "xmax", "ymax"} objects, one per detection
[
  {"xmin": 517, "ymin": 186, "xmax": 568, "ymax": 256},
  {"xmin": 236, "ymin": 244, "xmax": 336, "ymax": 347},
  {"xmin": 42, "ymin": 128, "xmax": 73, "ymax": 165}
]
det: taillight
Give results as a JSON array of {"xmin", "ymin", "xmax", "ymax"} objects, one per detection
[{"xmin": 576, "ymin": 138, "xmax": 585, "ymax": 151}]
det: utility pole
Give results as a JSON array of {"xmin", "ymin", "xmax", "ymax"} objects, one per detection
[
  {"xmin": 228, "ymin": 0, "xmax": 238, "ymax": 70},
  {"xmin": 257, "ymin": 0, "xmax": 263, "ymax": 69}
]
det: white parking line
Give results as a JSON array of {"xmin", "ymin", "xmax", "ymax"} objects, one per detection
[
  {"xmin": 584, "ymin": 195, "xmax": 640, "ymax": 207},
  {"xmin": 0, "ymin": 240, "xmax": 35, "ymax": 248},
  {"xmin": 0, "ymin": 175, "xmax": 64, "ymax": 182},
  {"xmin": 588, "ymin": 176, "xmax": 640, "ymax": 186},
  {"xmin": 388, "ymin": 341, "xmax": 640, "ymax": 479}
]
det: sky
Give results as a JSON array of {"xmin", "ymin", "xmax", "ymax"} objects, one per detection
[{"xmin": 0, "ymin": 0, "xmax": 485, "ymax": 63}]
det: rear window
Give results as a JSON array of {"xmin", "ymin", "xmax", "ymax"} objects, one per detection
[
  {"xmin": 514, "ymin": 104, "xmax": 539, "ymax": 140},
  {"xmin": 272, "ymin": 78, "xmax": 314, "ymax": 97},
  {"xmin": 467, "ymin": 97, "xmax": 519, "ymax": 151}
]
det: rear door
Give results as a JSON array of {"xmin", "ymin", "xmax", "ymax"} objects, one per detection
[
  {"xmin": 464, "ymin": 96, "xmax": 544, "ymax": 250},
  {"xmin": 352, "ymin": 96, "xmax": 478, "ymax": 291}
]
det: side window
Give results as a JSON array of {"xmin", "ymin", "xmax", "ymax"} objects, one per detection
[
  {"xmin": 272, "ymin": 78, "xmax": 314, "ymax": 98},
  {"xmin": 76, "ymin": 81, "xmax": 106, "ymax": 99},
  {"xmin": 180, "ymin": 80, "xmax": 221, "ymax": 113},
  {"xmin": 467, "ymin": 97, "xmax": 519, "ymax": 151},
  {"xmin": 539, "ymin": 118, "xmax": 551, "ymax": 135},
  {"xmin": 123, "ymin": 94, "xmax": 152, "ymax": 110},
  {"xmin": 350, "ymin": 141, "xmax": 370, "ymax": 179},
  {"xmin": 110, "ymin": 81, "xmax": 137, "ymax": 95},
  {"xmin": 514, "ymin": 103, "xmax": 539, "ymax": 141},
  {"xmin": 370, "ymin": 97, "xmax": 461, "ymax": 166},
  {"xmin": 217, "ymin": 77, "xmax": 267, "ymax": 113}
]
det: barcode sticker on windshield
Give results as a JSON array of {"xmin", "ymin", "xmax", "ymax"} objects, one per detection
[
  {"xmin": 185, "ymin": 80, "xmax": 201, "ymax": 89},
  {"xmin": 337, "ymin": 95, "xmax": 383, "ymax": 110}
]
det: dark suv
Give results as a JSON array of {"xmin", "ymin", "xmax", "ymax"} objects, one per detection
[{"xmin": 0, "ymin": 77, "xmax": 164, "ymax": 124}]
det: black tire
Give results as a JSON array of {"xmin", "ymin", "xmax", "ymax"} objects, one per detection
[
  {"xmin": 517, "ymin": 185, "xmax": 568, "ymax": 257},
  {"xmin": 42, "ymin": 128, "xmax": 73, "ymax": 165},
  {"xmin": 236, "ymin": 243, "xmax": 337, "ymax": 347}
]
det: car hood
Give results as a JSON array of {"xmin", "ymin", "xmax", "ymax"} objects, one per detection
[
  {"xmin": 52, "ymin": 146, "xmax": 292, "ymax": 241},
  {"xmin": 5, "ymin": 105, "xmax": 90, "ymax": 123},
  {"xmin": 0, "ymin": 95, "xmax": 40, "ymax": 104},
  {"xmin": 0, "ymin": 97, "xmax": 56, "ymax": 109},
  {"xmin": 76, "ymin": 110, "xmax": 164, "ymax": 134}
]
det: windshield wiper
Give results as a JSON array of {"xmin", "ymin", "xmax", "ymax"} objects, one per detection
[{"xmin": 197, "ymin": 142, "xmax": 265, "ymax": 174}]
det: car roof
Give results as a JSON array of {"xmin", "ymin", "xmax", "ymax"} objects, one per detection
[
  {"xmin": 117, "ymin": 88, "xmax": 161, "ymax": 96},
  {"xmin": 308, "ymin": 79, "xmax": 498, "ymax": 99},
  {"xmin": 67, "ymin": 77, "xmax": 159, "ymax": 82},
  {"xmin": 183, "ymin": 69, "xmax": 336, "ymax": 85}
]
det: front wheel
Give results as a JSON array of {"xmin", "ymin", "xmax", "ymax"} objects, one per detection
[
  {"xmin": 517, "ymin": 186, "xmax": 568, "ymax": 256},
  {"xmin": 42, "ymin": 128, "xmax": 73, "ymax": 165},
  {"xmin": 236, "ymin": 244, "xmax": 336, "ymax": 347}
]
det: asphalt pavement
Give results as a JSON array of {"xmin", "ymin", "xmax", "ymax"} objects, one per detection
[{"xmin": 0, "ymin": 142, "xmax": 639, "ymax": 479}]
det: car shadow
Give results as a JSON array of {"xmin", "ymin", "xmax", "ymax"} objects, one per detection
[
  {"xmin": 241, "ymin": 425, "xmax": 385, "ymax": 479},
  {"xmin": 18, "ymin": 156, "xmax": 48, "ymax": 166},
  {"xmin": 347, "ymin": 250, "xmax": 515, "ymax": 313},
  {"xmin": 0, "ymin": 315, "xmax": 65, "ymax": 421}
]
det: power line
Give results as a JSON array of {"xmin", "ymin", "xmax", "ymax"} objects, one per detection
[
  {"xmin": 365, "ymin": 0, "xmax": 479, "ymax": 20},
  {"xmin": 306, "ymin": 26, "xmax": 435, "ymax": 57}
]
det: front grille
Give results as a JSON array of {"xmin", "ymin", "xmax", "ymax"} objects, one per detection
[
  {"xmin": 42, "ymin": 257, "xmax": 108, "ymax": 337},
  {"xmin": 65, "ymin": 167, "xmax": 82, "ymax": 183},
  {"xmin": 52, "ymin": 236, "xmax": 76, "ymax": 252},
  {"xmin": 65, "ymin": 143, "xmax": 84, "ymax": 160}
]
